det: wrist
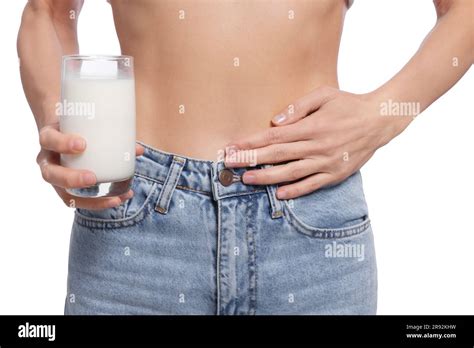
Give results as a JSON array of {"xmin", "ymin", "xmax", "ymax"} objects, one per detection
[
  {"xmin": 37, "ymin": 95, "xmax": 59, "ymax": 131},
  {"xmin": 363, "ymin": 89, "xmax": 415, "ymax": 147}
]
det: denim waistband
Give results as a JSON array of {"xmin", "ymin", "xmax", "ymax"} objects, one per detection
[{"xmin": 135, "ymin": 142, "xmax": 284, "ymax": 218}]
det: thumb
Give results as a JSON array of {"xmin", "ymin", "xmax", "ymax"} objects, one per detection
[{"xmin": 271, "ymin": 86, "xmax": 338, "ymax": 126}]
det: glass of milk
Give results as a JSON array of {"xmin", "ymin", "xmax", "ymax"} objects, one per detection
[{"xmin": 59, "ymin": 55, "xmax": 136, "ymax": 198}]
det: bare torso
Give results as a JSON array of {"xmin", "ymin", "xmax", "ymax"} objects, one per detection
[{"xmin": 109, "ymin": 0, "xmax": 347, "ymax": 160}]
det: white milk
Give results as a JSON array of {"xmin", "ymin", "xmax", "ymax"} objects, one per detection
[{"xmin": 60, "ymin": 78, "xmax": 136, "ymax": 183}]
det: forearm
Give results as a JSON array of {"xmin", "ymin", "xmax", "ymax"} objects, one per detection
[
  {"xmin": 369, "ymin": 0, "xmax": 473, "ymax": 140},
  {"xmin": 17, "ymin": 0, "xmax": 82, "ymax": 130}
]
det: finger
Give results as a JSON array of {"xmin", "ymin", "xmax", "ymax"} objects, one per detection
[
  {"xmin": 136, "ymin": 143, "xmax": 145, "ymax": 157},
  {"xmin": 271, "ymin": 86, "xmax": 338, "ymax": 126},
  {"xmin": 39, "ymin": 124, "xmax": 86, "ymax": 154},
  {"xmin": 276, "ymin": 172, "xmax": 333, "ymax": 199},
  {"xmin": 226, "ymin": 141, "xmax": 314, "ymax": 168},
  {"xmin": 59, "ymin": 188, "xmax": 134, "ymax": 210},
  {"xmin": 226, "ymin": 122, "xmax": 309, "ymax": 152},
  {"xmin": 39, "ymin": 159, "xmax": 97, "ymax": 189},
  {"xmin": 242, "ymin": 159, "xmax": 320, "ymax": 185}
]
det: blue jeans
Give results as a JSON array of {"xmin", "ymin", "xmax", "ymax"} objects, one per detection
[{"xmin": 65, "ymin": 142, "xmax": 377, "ymax": 315}]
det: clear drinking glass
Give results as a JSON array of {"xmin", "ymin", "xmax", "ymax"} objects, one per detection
[{"xmin": 59, "ymin": 55, "xmax": 136, "ymax": 198}]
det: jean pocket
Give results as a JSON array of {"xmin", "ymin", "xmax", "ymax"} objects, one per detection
[
  {"xmin": 283, "ymin": 171, "xmax": 371, "ymax": 239},
  {"xmin": 74, "ymin": 174, "xmax": 160, "ymax": 229}
]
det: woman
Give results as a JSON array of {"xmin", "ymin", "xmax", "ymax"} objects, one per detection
[{"xmin": 18, "ymin": 0, "xmax": 473, "ymax": 314}]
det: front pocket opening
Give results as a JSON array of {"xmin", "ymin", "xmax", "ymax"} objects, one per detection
[
  {"xmin": 74, "ymin": 180, "xmax": 160, "ymax": 228},
  {"xmin": 283, "ymin": 201, "xmax": 371, "ymax": 239}
]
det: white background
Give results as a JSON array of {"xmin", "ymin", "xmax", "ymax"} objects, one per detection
[{"xmin": 0, "ymin": 0, "xmax": 472, "ymax": 315}]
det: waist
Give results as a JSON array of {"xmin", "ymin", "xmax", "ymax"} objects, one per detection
[
  {"xmin": 135, "ymin": 141, "xmax": 274, "ymax": 201},
  {"xmin": 136, "ymin": 75, "xmax": 338, "ymax": 160}
]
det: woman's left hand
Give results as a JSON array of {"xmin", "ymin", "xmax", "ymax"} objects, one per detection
[{"xmin": 225, "ymin": 86, "xmax": 411, "ymax": 199}]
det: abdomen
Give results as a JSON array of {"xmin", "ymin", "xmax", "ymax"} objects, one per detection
[{"xmin": 110, "ymin": 0, "xmax": 347, "ymax": 159}]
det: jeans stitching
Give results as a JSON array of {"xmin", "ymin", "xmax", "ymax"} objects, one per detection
[
  {"xmin": 74, "ymin": 183, "xmax": 159, "ymax": 229},
  {"xmin": 216, "ymin": 199, "xmax": 222, "ymax": 315},
  {"xmin": 155, "ymin": 157, "xmax": 185, "ymax": 213},
  {"xmin": 283, "ymin": 200, "xmax": 371, "ymax": 239},
  {"xmin": 215, "ymin": 190, "xmax": 267, "ymax": 200},
  {"xmin": 135, "ymin": 173, "xmax": 211, "ymax": 196},
  {"xmin": 175, "ymin": 185, "xmax": 211, "ymax": 196},
  {"xmin": 265, "ymin": 185, "xmax": 283, "ymax": 218},
  {"xmin": 137, "ymin": 140, "xmax": 214, "ymax": 164},
  {"xmin": 246, "ymin": 199, "xmax": 258, "ymax": 315}
]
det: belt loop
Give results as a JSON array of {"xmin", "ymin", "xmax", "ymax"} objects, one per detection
[
  {"xmin": 266, "ymin": 185, "xmax": 283, "ymax": 219},
  {"xmin": 262, "ymin": 165, "xmax": 283, "ymax": 219},
  {"xmin": 155, "ymin": 156, "xmax": 186, "ymax": 214}
]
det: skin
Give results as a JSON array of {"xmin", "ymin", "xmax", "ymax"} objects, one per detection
[{"xmin": 18, "ymin": 0, "xmax": 473, "ymax": 209}]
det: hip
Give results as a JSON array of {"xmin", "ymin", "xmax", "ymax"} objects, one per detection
[{"xmin": 65, "ymin": 141, "xmax": 376, "ymax": 315}]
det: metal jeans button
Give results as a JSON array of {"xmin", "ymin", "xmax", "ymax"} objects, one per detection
[{"xmin": 219, "ymin": 169, "xmax": 235, "ymax": 186}]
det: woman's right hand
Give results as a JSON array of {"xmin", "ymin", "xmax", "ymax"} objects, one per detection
[{"xmin": 37, "ymin": 122, "xmax": 143, "ymax": 210}]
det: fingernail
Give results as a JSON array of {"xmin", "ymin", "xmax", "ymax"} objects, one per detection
[
  {"xmin": 272, "ymin": 114, "xmax": 287, "ymax": 124},
  {"xmin": 243, "ymin": 173, "xmax": 256, "ymax": 184},
  {"xmin": 277, "ymin": 190, "xmax": 288, "ymax": 200},
  {"xmin": 72, "ymin": 138, "xmax": 85, "ymax": 151},
  {"xmin": 82, "ymin": 173, "xmax": 96, "ymax": 186}
]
